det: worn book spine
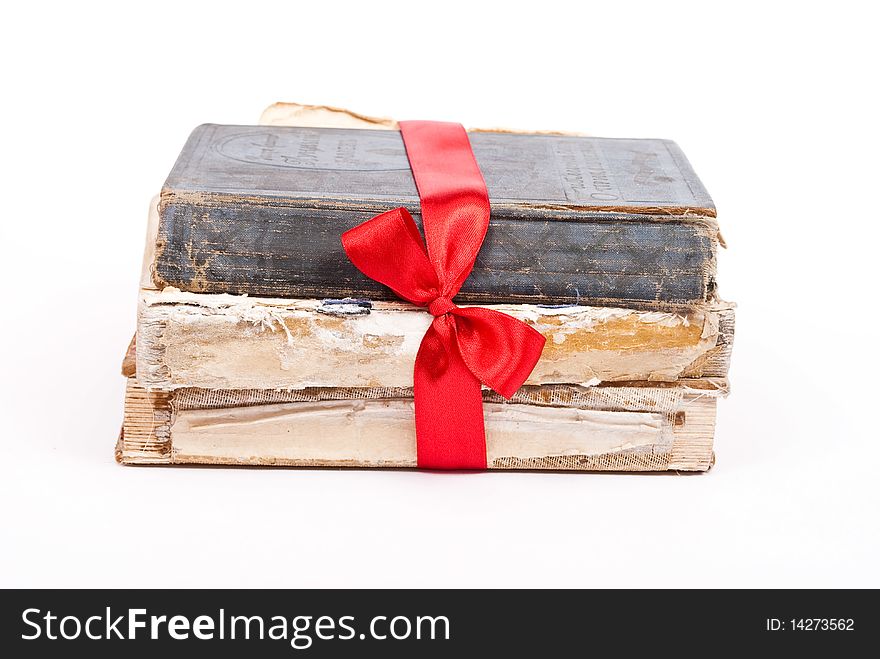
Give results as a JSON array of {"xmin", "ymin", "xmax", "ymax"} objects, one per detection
[
  {"xmin": 137, "ymin": 288, "xmax": 735, "ymax": 391},
  {"xmin": 117, "ymin": 378, "xmax": 724, "ymax": 471},
  {"xmin": 155, "ymin": 202, "xmax": 718, "ymax": 307},
  {"xmin": 154, "ymin": 124, "xmax": 718, "ymax": 307}
]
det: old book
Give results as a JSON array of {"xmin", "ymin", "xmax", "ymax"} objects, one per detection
[
  {"xmin": 154, "ymin": 124, "xmax": 719, "ymax": 307},
  {"xmin": 117, "ymin": 378, "xmax": 725, "ymax": 471},
  {"xmin": 258, "ymin": 101, "xmax": 587, "ymax": 135},
  {"xmin": 260, "ymin": 101, "xmax": 399, "ymax": 131},
  {"xmin": 137, "ymin": 287, "xmax": 735, "ymax": 391}
]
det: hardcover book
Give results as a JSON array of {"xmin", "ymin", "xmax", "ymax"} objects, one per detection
[
  {"xmin": 117, "ymin": 378, "xmax": 724, "ymax": 471},
  {"xmin": 137, "ymin": 288, "xmax": 735, "ymax": 391},
  {"xmin": 154, "ymin": 124, "xmax": 719, "ymax": 307}
]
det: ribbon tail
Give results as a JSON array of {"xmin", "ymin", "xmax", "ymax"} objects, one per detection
[
  {"xmin": 414, "ymin": 316, "xmax": 487, "ymax": 470},
  {"xmin": 451, "ymin": 307, "xmax": 546, "ymax": 399}
]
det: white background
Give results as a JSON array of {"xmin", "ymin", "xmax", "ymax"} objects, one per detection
[{"xmin": 2, "ymin": 1, "xmax": 877, "ymax": 588}]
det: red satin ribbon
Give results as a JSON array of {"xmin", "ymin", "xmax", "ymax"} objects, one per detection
[{"xmin": 341, "ymin": 121, "xmax": 546, "ymax": 470}]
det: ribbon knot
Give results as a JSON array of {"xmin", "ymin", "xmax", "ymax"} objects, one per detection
[
  {"xmin": 428, "ymin": 296, "xmax": 456, "ymax": 317},
  {"xmin": 341, "ymin": 120, "xmax": 546, "ymax": 470}
]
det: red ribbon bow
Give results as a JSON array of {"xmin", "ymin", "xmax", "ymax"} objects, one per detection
[{"xmin": 341, "ymin": 121, "xmax": 546, "ymax": 470}]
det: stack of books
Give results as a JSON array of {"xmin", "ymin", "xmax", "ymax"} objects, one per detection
[{"xmin": 117, "ymin": 106, "xmax": 734, "ymax": 471}]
